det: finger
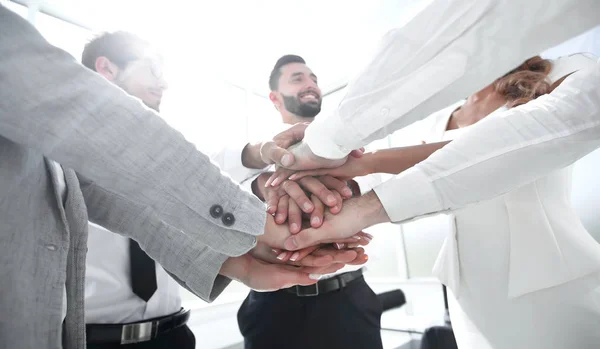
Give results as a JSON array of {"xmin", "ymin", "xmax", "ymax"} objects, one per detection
[
  {"xmin": 298, "ymin": 177, "xmax": 338, "ymax": 207},
  {"xmin": 287, "ymin": 199, "xmax": 302, "ymax": 234},
  {"xmin": 275, "ymin": 195, "xmax": 289, "ymax": 224},
  {"xmin": 347, "ymin": 248, "xmax": 369, "ymax": 265},
  {"xmin": 284, "ymin": 228, "xmax": 325, "ymax": 251},
  {"xmin": 312, "ymin": 248, "xmax": 358, "ymax": 264},
  {"xmin": 310, "ymin": 195, "xmax": 324, "ymax": 228},
  {"xmin": 273, "ymin": 123, "xmax": 309, "ymax": 148},
  {"xmin": 282, "ymin": 180, "xmax": 314, "ymax": 213},
  {"xmin": 269, "ymin": 169, "xmax": 296, "ymax": 187},
  {"xmin": 271, "ymin": 267, "xmax": 319, "ymax": 289},
  {"xmin": 288, "ymin": 170, "xmax": 327, "ymax": 181},
  {"xmin": 349, "ymin": 148, "xmax": 365, "ymax": 158},
  {"xmin": 265, "ymin": 187, "xmax": 281, "ymax": 215},
  {"xmin": 328, "ymin": 190, "xmax": 344, "ymax": 215},
  {"xmin": 286, "ymin": 245, "xmax": 320, "ymax": 263},
  {"xmin": 356, "ymin": 231, "xmax": 374, "ymax": 245},
  {"xmin": 288, "ymin": 254, "xmax": 334, "ymax": 268},
  {"xmin": 261, "ymin": 142, "xmax": 295, "ymax": 168},
  {"xmin": 275, "ymin": 251, "xmax": 293, "ymax": 262},
  {"xmin": 319, "ymin": 175, "xmax": 353, "ymax": 199}
]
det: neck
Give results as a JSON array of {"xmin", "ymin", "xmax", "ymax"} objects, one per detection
[
  {"xmin": 447, "ymin": 85, "xmax": 506, "ymax": 130},
  {"xmin": 280, "ymin": 110, "xmax": 313, "ymax": 125}
]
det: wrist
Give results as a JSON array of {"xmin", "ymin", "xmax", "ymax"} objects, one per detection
[
  {"xmin": 353, "ymin": 190, "xmax": 390, "ymax": 228},
  {"xmin": 220, "ymin": 255, "xmax": 251, "ymax": 282},
  {"xmin": 242, "ymin": 143, "xmax": 268, "ymax": 169}
]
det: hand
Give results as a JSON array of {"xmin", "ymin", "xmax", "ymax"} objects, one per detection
[
  {"xmin": 250, "ymin": 242, "xmax": 368, "ymax": 268},
  {"xmin": 219, "ymin": 254, "xmax": 342, "ymax": 291},
  {"xmin": 254, "ymin": 173, "xmax": 353, "ymax": 233},
  {"xmin": 265, "ymin": 142, "xmax": 366, "ymax": 187},
  {"xmin": 282, "ymin": 192, "xmax": 390, "ymax": 251},
  {"xmin": 260, "ymin": 213, "xmax": 371, "ymax": 250},
  {"xmin": 288, "ymin": 153, "xmax": 375, "ymax": 181},
  {"xmin": 259, "ymin": 123, "xmax": 310, "ymax": 167},
  {"xmin": 272, "ymin": 231, "xmax": 374, "ymax": 262}
]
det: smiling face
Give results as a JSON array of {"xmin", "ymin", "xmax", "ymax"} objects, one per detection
[
  {"xmin": 92, "ymin": 39, "xmax": 168, "ymax": 112},
  {"xmin": 270, "ymin": 62, "xmax": 322, "ymax": 121}
]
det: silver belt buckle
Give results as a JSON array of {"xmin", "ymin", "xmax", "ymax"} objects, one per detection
[
  {"xmin": 120, "ymin": 321, "xmax": 157, "ymax": 344},
  {"xmin": 296, "ymin": 282, "xmax": 319, "ymax": 297}
]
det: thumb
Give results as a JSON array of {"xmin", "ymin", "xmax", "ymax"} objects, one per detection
[
  {"xmin": 283, "ymin": 228, "xmax": 323, "ymax": 251},
  {"xmin": 261, "ymin": 142, "xmax": 295, "ymax": 167}
]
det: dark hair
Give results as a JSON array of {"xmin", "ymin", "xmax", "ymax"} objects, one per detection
[
  {"xmin": 268, "ymin": 54, "xmax": 306, "ymax": 91},
  {"xmin": 81, "ymin": 31, "xmax": 150, "ymax": 71},
  {"xmin": 494, "ymin": 56, "xmax": 552, "ymax": 107}
]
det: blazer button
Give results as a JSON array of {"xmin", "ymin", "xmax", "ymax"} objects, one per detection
[
  {"xmin": 222, "ymin": 213, "xmax": 235, "ymax": 227},
  {"xmin": 209, "ymin": 204, "xmax": 224, "ymax": 218}
]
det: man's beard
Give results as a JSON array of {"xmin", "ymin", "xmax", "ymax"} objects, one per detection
[{"xmin": 281, "ymin": 93, "xmax": 321, "ymax": 118}]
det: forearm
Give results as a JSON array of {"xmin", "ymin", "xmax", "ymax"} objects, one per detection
[
  {"xmin": 368, "ymin": 141, "xmax": 450, "ymax": 175},
  {"xmin": 304, "ymin": 0, "xmax": 598, "ymax": 159},
  {"xmin": 0, "ymin": 9, "xmax": 265, "ymax": 256}
]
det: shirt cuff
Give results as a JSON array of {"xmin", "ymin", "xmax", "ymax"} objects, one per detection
[
  {"xmin": 373, "ymin": 167, "xmax": 443, "ymax": 222},
  {"xmin": 212, "ymin": 141, "xmax": 267, "ymax": 184},
  {"xmin": 304, "ymin": 110, "xmax": 362, "ymax": 160}
]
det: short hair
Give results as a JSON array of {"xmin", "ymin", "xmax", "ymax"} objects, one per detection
[
  {"xmin": 268, "ymin": 54, "xmax": 306, "ymax": 91},
  {"xmin": 81, "ymin": 31, "xmax": 150, "ymax": 71}
]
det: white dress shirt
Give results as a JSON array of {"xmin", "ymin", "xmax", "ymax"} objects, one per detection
[
  {"xmin": 303, "ymin": 0, "xmax": 600, "ymax": 159},
  {"xmin": 83, "ymin": 138, "xmax": 274, "ymax": 324},
  {"xmin": 84, "ymin": 223, "xmax": 182, "ymax": 323}
]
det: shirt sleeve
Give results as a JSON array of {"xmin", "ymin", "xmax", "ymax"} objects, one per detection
[
  {"xmin": 373, "ymin": 65, "xmax": 600, "ymax": 222},
  {"xmin": 304, "ymin": 0, "xmax": 600, "ymax": 159}
]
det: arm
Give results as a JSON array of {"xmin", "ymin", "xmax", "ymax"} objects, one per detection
[
  {"xmin": 288, "ymin": 141, "xmax": 450, "ymax": 180},
  {"xmin": 302, "ymin": 0, "xmax": 599, "ymax": 160},
  {"xmin": 0, "ymin": 8, "xmax": 263, "ymax": 256},
  {"xmin": 284, "ymin": 66, "xmax": 600, "ymax": 249}
]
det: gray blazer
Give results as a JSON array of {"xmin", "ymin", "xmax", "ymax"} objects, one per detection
[{"xmin": 0, "ymin": 6, "xmax": 266, "ymax": 349}]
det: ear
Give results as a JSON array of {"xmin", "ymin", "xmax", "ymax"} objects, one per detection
[
  {"xmin": 94, "ymin": 56, "xmax": 119, "ymax": 81},
  {"xmin": 269, "ymin": 91, "xmax": 281, "ymax": 110}
]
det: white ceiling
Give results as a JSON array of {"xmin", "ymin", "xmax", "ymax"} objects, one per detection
[{"xmin": 12, "ymin": 0, "xmax": 433, "ymax": 95}]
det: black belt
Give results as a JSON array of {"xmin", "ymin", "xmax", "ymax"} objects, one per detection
[
  {"xmin": 284, "ymin": 269, "xmax": 363, "ymax": 297},
  {"xmin": 86, "ymin": 308, "xmax": 190, "ymax": 345}
]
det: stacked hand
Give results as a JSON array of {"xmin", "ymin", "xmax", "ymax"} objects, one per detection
[{"xmin": 221, "ymin": 123, "xmax": 387, "ymax": 291}]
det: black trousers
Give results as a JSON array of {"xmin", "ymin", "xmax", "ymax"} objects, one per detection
[
  {"xmin": 237, "ymin": 276, "xmax": 383, "ymax": 349},
  {"xmin": 86, "ymin": 324, "xmax": 195, "ymax": 349},
  {"xmin": 420, "ymin": 326, "xmax": 458, "ymax": 349}
]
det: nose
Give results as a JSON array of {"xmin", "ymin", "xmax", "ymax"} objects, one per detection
[{"xmin": 158, "ymin": 76, "xmax": 169, "ymax": 91}]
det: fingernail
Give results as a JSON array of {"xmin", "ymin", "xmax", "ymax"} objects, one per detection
[
  {"xmin": 365, "ymin": 233, "xmax": 374, "ymax": 240},
  {"xmin": 271, "ymin": 178, "xmax": 281, "ymax": 187},
  {"xmin": 342, "ymin": 188, "xmax": 353, "ymax": 197},
  {"xmin": 334, "ymin": 243, "xmax": 345, "ymax": 249},
  {"xmin": 311, "ymin": 216, "xmax": 320, "ymax": 225},
  {"xmin": 289, "ymin": 174, "xmax": 298, "ymax": 180},
  {"xmin": 353, "ymin": 235, "xmax": 361, "ymax": 240},
  {"xmin": 326, "ymin": 195, "xmax": 336, "ymax": 204},
  {"xmin": 290, "ymin": 252, "xmax": 300, "ymax": 261},
  {"xmin": 303, "ymin": 202, "xmax": 313, "ymax": 211},
  {"xmin": 277, "ymin": 253, "xmax": 286, "ymax": 260},
  {"xmin": 290, "ymin": 223, "xmax": 299, "ymax": 232},
  {"xmin": 281, "ymin": 154, "xmax": 292, "ymax": 167},
  {"xmin": 309, "ymin": 274, "xmax": 323, "ymax": 280},
  {"xmin": 276, "ymin": 214, "xmax": 284, "ymax": 222},
  {"xmin": 363, "ymin": 236, "xmax": 372, "ymax": 242},
  {"xmin": 271, "ymin": 249, "xmax": 279, "ymax": 254},
  {"xmin": 348, "ymin": 243, "xmax": 359, "ymax": 248}
]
